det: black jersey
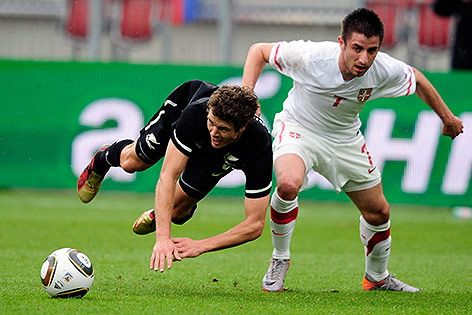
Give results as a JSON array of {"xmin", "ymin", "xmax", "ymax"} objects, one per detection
[{"xmin": 137, "ymin": 80, "xmax": 273, "ymax": 199}]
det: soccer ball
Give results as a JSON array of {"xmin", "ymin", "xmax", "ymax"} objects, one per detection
[{"xmin": 40, "ymin": 248, "xmax": 94, "ymax": 298}]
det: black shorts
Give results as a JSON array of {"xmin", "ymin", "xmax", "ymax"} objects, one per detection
[
  {"xmin": 136, "ymin": 111, "xmax": 173, "ymax": 164},
  {"xmin": 135, "ymin": 80, "xmax": 217, "ymax": 164},
  {"xmin": 136, "ymin": 97, "xmax": 186, "ymax": 164}
]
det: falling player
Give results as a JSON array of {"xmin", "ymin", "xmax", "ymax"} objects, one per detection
[{"xmin": 77, "ymin": 80, "xmax": 273, "ymax": 272}]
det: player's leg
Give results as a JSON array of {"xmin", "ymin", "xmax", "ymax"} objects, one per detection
[
  {"xmin": 119, "ymin": 141, "xmax": 153, "ymax": 173},
  {"xmin": 262, "ymin": 153, "xmax": 305, "ymax": 292},
  {"xmin": 77, "ymin": 87, "xmax": 186, "ymax": 203},
  {"xmin": 346, "ymin": 183, "xmax": 419, "ymax": 292},
  {"xmin": 263, "ymin": 115, "xmax": 312, "ymax": 292},
  {"xmin": 133, "ymin": 156, "xmax": 219, "ymax": 235},
  {"xmin": 271, "ymin": 153, "xmax": 305, "ymax": 259},
  {"xmin": 77, "ymin": 137, "xmax": 159, "ymax": 204},
  {"xmin": 133, "ymin": 182, "xmax": 199, "ymax": 235},
  {"xmin": 77, "ymin": 139, "xmax": 135, "ymax": 203},
  {"xmin": 170, "ymin": 182, "xmax": 199, "ymax": 224},
  {"xmin": 347, "ymin": 183, "xmax": 391, "ymax": 281}
]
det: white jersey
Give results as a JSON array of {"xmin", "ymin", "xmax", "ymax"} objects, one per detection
[{"xmin": 269, "ymin": 40, "xmax": 416, "ymax": 143}]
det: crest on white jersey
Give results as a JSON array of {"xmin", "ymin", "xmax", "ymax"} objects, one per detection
[{"xmin": 357, "ymin": 88, "xmax": 373, "ymax": 102}]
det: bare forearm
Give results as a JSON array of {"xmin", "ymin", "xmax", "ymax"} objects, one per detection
[
  {"xmin": 154, "ymin": 179, "xmax": 174, "ymax": 239},
  {"xmin": 242, "ymin": 43, "xmax": 272, "ymax": 89},
  {"xmin": 414, "ymin": 68, "xmax": 454, "ymax": 123},
  {"xmin": 413, "ymin": 68, "xmax": 463, "ymax": 139},
  {"xmin": 174, "ymin": 196, "xmax": 270, "ymax": 258},
  {"xmin": 197, "ymin": 219, "xmax": 264, "ymax": 254},
  {"xmin": 150, "ymin": 141, "xmax": 188, "ymax": 271}
]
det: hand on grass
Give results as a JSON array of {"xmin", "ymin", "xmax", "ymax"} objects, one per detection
[{"xmin": 150, "ymin": 237, "xmax": 182, "ymax": 272}]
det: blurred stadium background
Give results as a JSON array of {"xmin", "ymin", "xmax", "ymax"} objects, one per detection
[
  {"xmin": 0, "ymin": 0, "xmax": 454, "ymax": 69},
  {"xmin": 0, "ymin": 0, "xmax": 470, "ymax": 208}
]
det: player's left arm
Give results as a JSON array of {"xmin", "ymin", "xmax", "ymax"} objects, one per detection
[
  {"xmin": 172, "ymin": 194, "xmax": 269, "ymax": 258},
  {"xmin": 413, "ymin": 67, "xmax": 464, "ymax": 139}
]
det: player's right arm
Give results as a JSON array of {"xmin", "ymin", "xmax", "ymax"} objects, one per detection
[
  {"xmin": 242, "ymin": 43, "xmax": 274, "ymax": 90},
  {"xmin": 150, "ymin": 140, "xmax": 188, "ymax": 272}
]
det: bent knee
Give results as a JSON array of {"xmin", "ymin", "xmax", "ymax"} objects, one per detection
[
  {"xmin": 363, "ymin": 204, "xmax": 390, "ymax": 225},
  {"xmin": 276, "ymin": 180, "xmax": 301, "ymax": 200}
]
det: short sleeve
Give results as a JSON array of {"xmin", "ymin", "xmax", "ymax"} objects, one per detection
[
  {"xmin": 377, "ymin": 54, "xmax": 417, "ymax": 97},
  {"xmin": 269, "ymin": 40, "xmax": 314, "ymax": 84},
  {"xmin": 240, "ymin": 121, "xmax": 273, "ymax": 198},
  {"xmin": 243, "ymin": 154, "xmax": 273, "ymax": 198},
  {"xmin": 171, "ymin": 106, "xmax": 204, "ymax": 156}
]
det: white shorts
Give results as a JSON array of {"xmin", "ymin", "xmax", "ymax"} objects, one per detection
[{"xmin": 272, "ymin": 113, "xmax": 381, "ymax": 193}]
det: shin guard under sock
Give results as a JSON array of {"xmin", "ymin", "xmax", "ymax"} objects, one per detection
[
  {"xmin": 360, "ymin": 215, "xmax": 391, "ymax": 281},
  {"xmin": 270, "ymin": 190, "xmax": 299, "ymax": 260}
]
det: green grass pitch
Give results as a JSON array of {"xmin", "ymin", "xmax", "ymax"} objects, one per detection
[{"xmin": 1, "ymin": 189, "xmax": 471, "ymax": 314}]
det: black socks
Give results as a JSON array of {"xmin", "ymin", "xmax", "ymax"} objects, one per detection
[{"xmin": 93, "ymin": 139, "xmax": 134, "ymax": 175}]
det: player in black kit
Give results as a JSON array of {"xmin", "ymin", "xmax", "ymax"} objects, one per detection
[{"xmin": 77, "ymin": 80, "xmax": 273, "ymax": 272}]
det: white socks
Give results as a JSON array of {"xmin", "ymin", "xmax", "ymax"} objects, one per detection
[
  {"xmin": 270, "ymin": 190, "xmax": 299, "ymax": 260},
  {"xmin": 270, "ymin": 192, "xmax": 391, "ymax": 281},
  {"xmin": 359, "ymin": 215, "xmax": 391, "ymax": 281}
]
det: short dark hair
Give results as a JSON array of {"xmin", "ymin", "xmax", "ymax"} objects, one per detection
[
  {"xmin": 207, "ymin": 86, "xmax": 259, "ymax": 131},
  {"xmin": 341, "ymin": 8, "xmax": 384, "ymax": 46}
]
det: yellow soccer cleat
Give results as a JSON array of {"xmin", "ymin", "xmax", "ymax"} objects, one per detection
[
  {"xmin": 133, "ymin": 209, "xmax": 156, "ymax": 235},
  {"xmin": 77, "ymin": 145, "xmax": 110, "ymax": 203}
]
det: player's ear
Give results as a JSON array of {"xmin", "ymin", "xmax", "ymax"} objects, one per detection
[{"xmin": 338, "ymin": 36, "xmax": 344, "ymax": 47}]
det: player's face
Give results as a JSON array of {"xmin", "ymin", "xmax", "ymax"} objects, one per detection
[
  {"xmin": 338, "ymin": 32, "xmax": 380, "ymax": 81},
  {"xmin": 207, "ymin": 110, "xmax": 245, "ymax": 149}
]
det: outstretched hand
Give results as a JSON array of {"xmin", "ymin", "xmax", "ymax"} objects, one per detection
[
  {"xmin": 150, "ymin": 237, "xmax": 182, "ymax": 272},
  {"xmin": 172, "ymin": 237, "xmax": 204, "ymax": 259},
  {"xmin": 442, "ymin": 116, "xmax": 464, "ymax": 140}
]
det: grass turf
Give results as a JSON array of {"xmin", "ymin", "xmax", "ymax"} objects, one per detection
[{"xmin": 0, "ymin": 189, "xmax": 471, "ymax": 314}]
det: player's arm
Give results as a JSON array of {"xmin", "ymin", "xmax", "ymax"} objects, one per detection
[
  {"xmin": 242, "ymin": 43, "xmax": 275, "ymax": 90},
  {"xmin": 172, "ymin": 195, "xmax": 269, "ymax": 258},
  {"xmin": 150, "ymin": 140, "xmax": 189, "ymax": 272},
  {"xmin": 413, "ymin": 67, "xmax": 464, "ymax": 139}
]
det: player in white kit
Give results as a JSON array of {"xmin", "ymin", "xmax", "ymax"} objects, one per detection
[{"xmin": 242, "ymin": 8, "xmax": 463, "ymax": 292}]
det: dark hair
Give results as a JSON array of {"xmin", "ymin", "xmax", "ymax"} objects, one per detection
[
  {"xmin": 341, "ymin": 8, "xmax": 384, "ymax": 46},
  {"xmin": 207, "ymin": 86, "xmax": 259, "ymax": 131}
]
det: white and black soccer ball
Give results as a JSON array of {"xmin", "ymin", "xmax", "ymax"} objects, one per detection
[{"xmin": 40, "ymin": 248, "xmax": 94, "ymax": 298}]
